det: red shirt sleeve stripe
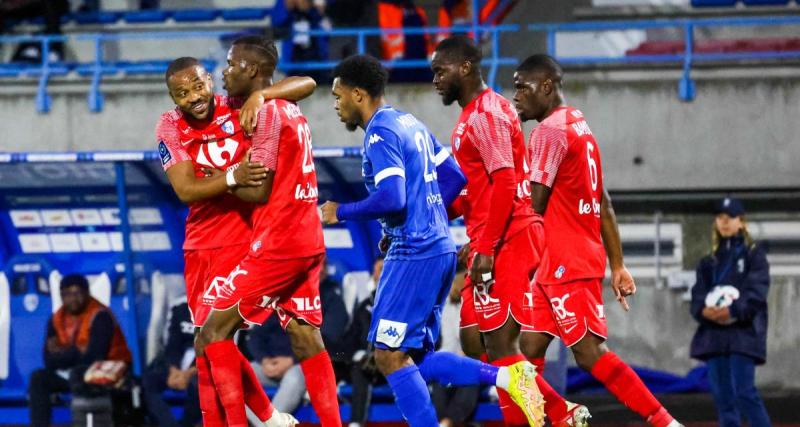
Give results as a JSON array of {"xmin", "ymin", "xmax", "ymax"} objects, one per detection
[
  {"xmin": 529, "ymin": 125, "xmax": 568, "ymax": 188},
  {"xmin": 249, "ymin": 101, "xmax": 281, "ymax": 170}
]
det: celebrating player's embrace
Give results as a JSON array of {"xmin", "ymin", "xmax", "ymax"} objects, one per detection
[{"xmin": 157, "ymin": 33, "xmax": 684, "ymax": 427}]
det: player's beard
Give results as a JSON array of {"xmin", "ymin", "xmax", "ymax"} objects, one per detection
[
  {"xmin": 346, "ymin": 122, "xmax": 358, "ymax": 132},
  {"xmin": 440, "ymin": 85, "xmax": 460, "ymax": 106}
]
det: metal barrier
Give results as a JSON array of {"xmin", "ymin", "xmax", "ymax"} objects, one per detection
[{"xmin": 529, "ymin": 15, "xmax": 800, "ymax": 101}]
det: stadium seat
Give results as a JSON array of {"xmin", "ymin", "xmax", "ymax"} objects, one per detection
[
  {"xmin": 49, "ymin": 270, "xmax": 112, "ymax": 312},
  {"xmin": 123, "ymin": 9, "xmax": 172, "ymax": 23},
  {"xmin": 172, "ymin": 9, "xmax": 220, "ymax": 23},
  {"xmin": 220, "ymin": 8, "xmax": 271, "ymax": 21},
  {"xmin": 691, "ymin": 0, "xmax": 737, "ymax": 6},
  {"xmin": 73, "ymin": 11, "xmax": 122, "ymax": 25},
  {"xmin": 75, "ymin": 63, "xmax": 121, "ymax": 77}
]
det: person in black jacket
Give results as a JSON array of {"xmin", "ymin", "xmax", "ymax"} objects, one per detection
[
  {"xmin": 142, "ymin": 299, "xmax": 201, "ymax": 427},
  {"xmin": 690, "ymin": 197, "xmax": 771, "ymax": 427}
]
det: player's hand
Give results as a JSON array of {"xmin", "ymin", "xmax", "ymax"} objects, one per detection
[
  {"xmin": 240, "ymin": 92, "xmax": 265, "ymax": 136},
  {"xmin": 200, "ymin": 168, "xmax": 223, "ymax": 178},
  {"xmin": 234, "ymin": 149, "xmax": 268, "ymax": 186},
  {"xmin": 610, "ymin": 266, "xmax": 635, "ymax": 311},
  {"xmin": 457, "ymin": 243, "xmax": 471, "ymax": 270},
  {"xmin": 469, "ymin": 252, "xmax": 494, "ymax": 285},
  {"xmin": 378, "ymin": 234, "xmax": 391, "ymax": 254},
  {"xmin": 320, "ymin": 201, "xmax": 340, "ymax": 225}
]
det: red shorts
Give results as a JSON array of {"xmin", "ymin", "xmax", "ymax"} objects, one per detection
[
  {"xmin": 460, "ymin": 223, "xmax": 544, "ymax": 332},
  {"xmin": 183, "ymin": 243, "xmax": 249, "ymax": 327},
  {"xmin": 528, "ymin": 278, "xmax": 608, "ymax": 347},
  {"xmin": 212, "ymin": 253, "xmax": 324, "ymax": 329}
]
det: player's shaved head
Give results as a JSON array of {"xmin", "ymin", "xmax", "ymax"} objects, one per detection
[
  {"xmin": 332, "ymin": 54, "xmax": 388, "ymax": 98},
  {"xmin": 165, "ymin": 57, "xmax": 202, "ymax": 83},
  {"xmin": 232, "ymin": 35, "xmax": 279, "ymax": 71},
  {"xmin": 166, "ymin": 56, "xmax": 214, "ymax": 121},
  {"xmin": 513, "ymin": 54, "xmax": 565, "ymax": 123},
  {"xmin": 433, "ymin": 35, "xmax": 482, "ymax": 66},
  {"xmin": 517, "ymin": 54, "xmax": 563, "ymax": 87}
]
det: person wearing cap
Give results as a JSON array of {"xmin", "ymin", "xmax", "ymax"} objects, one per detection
[
  {"xmin": 27, "ymin": 274, "xmax": 132, "ymax": 427},
  {"xmin": 689, "ymin": 198, "xmax": 772, "ymax": 427}
]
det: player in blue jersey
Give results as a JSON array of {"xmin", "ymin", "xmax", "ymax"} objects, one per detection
[{"xmin": 320, "ymin": 55, "xmax": 545, "ymax": 427}]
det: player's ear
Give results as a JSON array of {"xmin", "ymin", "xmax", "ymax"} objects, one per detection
[
  {"xmin": 352, "ymin": 87, "xmax": 363, "ymax": 104},
  {"xmin": 460, "ymin": 60, "xmax": 472, "ymax": 77}
]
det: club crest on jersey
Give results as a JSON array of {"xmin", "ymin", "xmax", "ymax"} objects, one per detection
[
  {"xmin": 252, "ymin": 240, "xmax": 262, "ymax": 252},
  {"xmin": 454, "ymin": 137, "xmax": 461, "ymax": 150},
  {"xmin": 554, "ymin": 265, "xmax": 566, "ymax": 279},
  {"xmin": 368, "ymin": 134, "xmax": 384, "ymax": 145},
  {"xmin": 158, "ymin": 141, "xmax": 172, "ymax": 165},
  {"xmin": 222, "ymin": 120, "xmax": 234, "ymax": 135}
]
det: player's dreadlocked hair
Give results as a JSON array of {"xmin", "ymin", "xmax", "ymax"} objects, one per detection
[
  {"xmin": 332, "ymin": 55, "xmax": 388, "ymax": 98},
  {"xmin": 232, "ymin": 35, "xmax": 279, "ymax": 70},
  {"xmin": 165, "ymin": 57, "xmax": 201, "ymax": 83},
  {"xmin": 434, "ymin": 35, "xmax": 482, "ymax": 65},
  {"xmin": 517, "ymin": 54, "xmax": 564, "ymax": 88}
]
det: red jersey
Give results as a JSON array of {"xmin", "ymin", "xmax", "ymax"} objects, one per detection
[
  {"xmin": 247, "ymin": 99, "xmax": 325, "ymax": 260},
  {"xmin": 157, "ymin": 94, "xmax": 253, "ymax": 250},
  {"xmin": 529, "ymin": 106, "xmax": 606, "ymax": 285},
  {"xmin": 450, "ymin": 88, "xmax": 537, "ymax": 251}
]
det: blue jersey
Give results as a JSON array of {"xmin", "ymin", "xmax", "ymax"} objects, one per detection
[{"xmin": 362, "ymin": 106, "xmax": 455, "ymax": 260}]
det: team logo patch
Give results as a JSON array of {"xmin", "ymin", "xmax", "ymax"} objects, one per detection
[
  {"xmin": 554, "ymin": 265, "xmax": 566, "ymax": 279},
  {"xmin": 222, "ymin": 120, "xmax": 235, "ymax": 135},
  {"xmin": 376, "ymin": 319, "xmax": 407, "ymax": 348},
  {"xmin": 368, "ymin": 133, "xmax": 384, "ymax": 145},
  {"xmin": 454, "ymin": 137, "xmax": 461, "ymax": 150},
  {"xmin": 252, "ymin": 240, "xmax": 262, "ymax": 252},
  {"xmin": 158, "ymin": 141, "xmax": 172, "ymax": 165}
]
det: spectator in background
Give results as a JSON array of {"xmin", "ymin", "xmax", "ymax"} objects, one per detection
[
  {"xmin": 319, "ymin": 257, "xmax": 350, "ymax": 364},
  {"xmin": 79, "ymin": 0, "xmax": 158, "ymax": 12},
  {"xmin": 377, "ymin": 0, "xmax": 433, "ymax": 81},
  {"xmin": 271, "ymin": 0, "xmax": 331, "ymax": 82},
  {"xmin": 28, "ymin": 274, "xmax": 132, "ymax": 427},
  {"xmin": 326, "ymin": 0, "xmax": 381, "ymax": 59},
  {"xmin": 0, "ymin": 0, "xmax": 68, "ymax": 62},
  {"xmin": 340, "ymin": 256, "xmax": 384, "ymax": 427},
  {"xmin": 246, "ymin": 316, "xmax": 307, "ymax": 414},
  {"xmin": 690, "ymin": 197, "xmax": 772, "ymax": 427},
  {"xmin": 431, "ymin": 265, "xmax": 479, "ymax": 426},
  {"xmin": 142, "ymin": 298, "xmax": 201, "ymax": 427}
]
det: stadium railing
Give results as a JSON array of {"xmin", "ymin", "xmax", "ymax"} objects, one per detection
[
  {"xmin": 0, "ymin": 23, "xmax": 517, "ymax": 114},
  {"xmin": 528, "ymin": 15, "xmax": 800, "ymax": 101}
]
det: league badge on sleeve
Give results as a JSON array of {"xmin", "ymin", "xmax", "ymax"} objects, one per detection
[{"xmin": 158, "ymin": 141, "xmax": 172, "ymax": 166}]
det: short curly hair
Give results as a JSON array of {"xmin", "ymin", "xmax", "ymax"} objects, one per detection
[{"xmin": 332, "ymin": 55, "xmax": 388, "ymax": 98}]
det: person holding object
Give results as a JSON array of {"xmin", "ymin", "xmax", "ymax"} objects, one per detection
[{"xmin": 690, "ymin": 197, "xmax": 772, "ymax": 427}]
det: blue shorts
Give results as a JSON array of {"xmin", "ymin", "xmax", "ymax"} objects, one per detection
[{"xmin": 368, "ymin": 252, "xmax": 457, "ymax": 351}]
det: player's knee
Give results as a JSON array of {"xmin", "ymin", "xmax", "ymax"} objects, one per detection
[
  {"xmin": 519, "ymin": 332, "xmax": 550, "ymax": 359},
  {"xmin": 374, "ymin": 349, "xmax": 407, "ymax": 376},
  {"xmin": 194, "ymin": 326, "xmax": 224, "ymax": 355},
  {"xmin": 287, "ymin": 321, "xmax": 324, "ymax": 361},
  {"xmin": 459, "ymin": 326, "xmax": 484, "ymax": 359},
  {"xmin": 572, "ymin": 338, "xmax": 607, "ymax": 371}
]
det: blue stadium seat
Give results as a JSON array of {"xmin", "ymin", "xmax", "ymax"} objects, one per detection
[
  {"xmin": 172, "ymin": 9, "xmax": 220, "ymax": 22},
  {"xmin": 75, "ymin": 63, "xmax": 121, "ymax": 77},
  {"xmin": 123, "ymin": 9, "xmax": 172, "ymax": 23},
  {"xmin": 220, "ymin": 8, "xmax": 270, "ymax": 21},
  {"xmin": 0, "ymin": 64, "xmax": 23, "ymax": 78},
  {"xmin": 73, "ymin": 11, "xmax": 122, "ymax": 25},
  {"xmin": 691, "ymin": 0, "xmax": 737, "ymax": 6}
]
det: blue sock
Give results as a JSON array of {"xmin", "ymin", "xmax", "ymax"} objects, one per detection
[
  {"xmin": 418, "ymin": 351, "xmax": 499, "ymax": 387},
  {"xmin": 385, "ymin": 365, "xmax": 438, "ymax": 427}
]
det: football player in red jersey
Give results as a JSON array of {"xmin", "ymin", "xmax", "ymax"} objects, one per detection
[
  {"xmin": 193, "ymin": 36, "xmax": 342, "ymax": 427},
  {"xmin": 158, "ymin": 58, "xmax": 315, "ymax": 427},
  {"xmin": 513, "ymin": 54, "xmax": 682, "ymax": 427},
  {"xmin": 431, "ymin": 35, "xmax": 589, "ymax": 427}
]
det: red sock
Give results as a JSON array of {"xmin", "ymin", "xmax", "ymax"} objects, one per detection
[
  {"xmin": 239, "ymin": 351, "xmax": 275, "ymax": 421},
  {"xmin": 300, "ymin": 350, "xmax": 342, "ymax": 427},
  {"xmin": 529, "ymin": 357, "xmax": 569, "ymax": 423},
  {"xmin": 205, "ymin": 340, "xmax": 248, "ymax": 427},
  {"xmin": 196, "ymin": 355, "xmax": 226, "ymax": 427},
  {"xmin": 590, "ymin": 352, "xmax": 671, "ymax": 426},
  {"xmin": 491, "ymin": 353, "xmax": 529, "ymax": 427}
]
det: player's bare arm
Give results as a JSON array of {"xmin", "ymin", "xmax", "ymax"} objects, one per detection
[
  {"xmin": 240, "ymin": 76, "xmax": 317, "ymax": 135},
  {"xmin": 230, "ymin": 169, "xmax": 275, "ymax": 204},
  {"xmin": 530, "ymin": 182, "xmax": 552, "ymax": 215},
  {"xmin": 600, "ymin": 187, "xmax": 635, "ymax": 311},
  {"xmin": 166, "ymin": 149, "xmax": 267, "ymax": 204}
]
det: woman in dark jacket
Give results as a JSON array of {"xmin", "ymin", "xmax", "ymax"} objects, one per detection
[{"xmin": 690, "ymin": 197, "xmax": 771, "ymax": 427}]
